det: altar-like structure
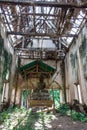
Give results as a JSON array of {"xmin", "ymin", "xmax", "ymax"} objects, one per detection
[{"xmin": 29, "ymin": 75, "xmax": 53, "ymax": 107}]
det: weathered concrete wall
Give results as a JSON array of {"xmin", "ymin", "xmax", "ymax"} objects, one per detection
[
  {"xmin": 65, "ymin": 23, "xmax": 87, "ymax": 104},
  {"xmin": 0, "ymin": 18, "xmax": 16, "ymax": 104}
]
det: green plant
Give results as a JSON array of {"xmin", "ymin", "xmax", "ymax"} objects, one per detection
[
  {"xmin": 58, "ymin": 104, "xmax": 87, "ymax": 122},
  {"xmin": 49, "ymin": 89, "xmax": 60, "ymax": 108}
]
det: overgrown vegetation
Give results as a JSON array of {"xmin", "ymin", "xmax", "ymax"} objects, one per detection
[
  {"xmin": 49, "ymin": 89, "xmax": 60, "ymax": 108},
  {"xmin": 0, "ymin": 107, "xmax": 55, "ymax": 130},
  {"xmin": 0, "ymin": 104, "xmax": 87, "ymax": 129},
  {"xmin": 0, "ymin": 89, "xmax": 87, "ymax": 130},
  {"xmin": 58, "ymin": 104, "xmax": 87, "ymax": 122}
]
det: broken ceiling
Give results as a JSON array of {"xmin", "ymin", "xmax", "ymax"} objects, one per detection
[{"xmin": 0, "ymin": 0, "xmax": 87, "ymax": 59}]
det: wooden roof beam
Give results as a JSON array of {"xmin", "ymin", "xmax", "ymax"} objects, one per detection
[
  {"xmin": 0, "ymin": 1, "xmax": 87, "ymax": 8},
  {"xmin": 1, "ymin": 6, "xmax": 12, "ymax": 31},
  {"xmin": 2, "ymin": 12, "xmax": 86, "ymax": 20},
  {"xmin": 7, "ymin": 31, "xmax": 78, "ymax": 38}
]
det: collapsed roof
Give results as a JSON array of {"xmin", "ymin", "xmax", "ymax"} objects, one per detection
[{"xmin": 0, "ymin": 0, "xmax": 87, "ymax": 59}]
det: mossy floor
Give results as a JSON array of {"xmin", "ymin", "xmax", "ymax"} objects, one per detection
[{"xmin": 0, "ymin": 107, "xmax": 87, "ymax": 130}]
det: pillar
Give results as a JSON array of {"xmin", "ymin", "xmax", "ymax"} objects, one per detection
[
  {"xmin": 77, "ymin": 49, "xmax": 87, "ymax": 104},
  {"xmin": 60, "ymin": 89, "xmax": 65, "ymax": 104}
]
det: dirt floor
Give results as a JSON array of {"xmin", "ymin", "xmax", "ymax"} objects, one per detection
[
  {"xmin": 0, "ymin": 109, "xmax": 87, "ymax": 130},
  {"xmin": 47, "ymin": 113, "xmax": 87, "ymax": 130}
]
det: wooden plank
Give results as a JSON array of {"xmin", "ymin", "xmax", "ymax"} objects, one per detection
[{"xmin": 29, "ymin": 100, "xmax": 53, "ymax": 107}]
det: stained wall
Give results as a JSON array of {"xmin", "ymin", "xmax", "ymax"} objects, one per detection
[
  {"xmin": 65, "ymin": 23, "xmax": 87, "ymax": 104},
  {"xmin": 0, "ymin": 19, "xmax": 16, "ymax": 105}
]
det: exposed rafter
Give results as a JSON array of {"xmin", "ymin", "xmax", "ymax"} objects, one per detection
[
  {"xmin": 0, "ymin": 0, "xmax": 87, "ymax": 60},
  {"xmin": 1, "ymin": 6, "xmax": 12, "ymax": 31}
]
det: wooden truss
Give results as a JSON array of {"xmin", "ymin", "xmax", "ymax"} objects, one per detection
[{"xmin": 0, "ymin": 0, "xmax": 87, "ymax": 59}]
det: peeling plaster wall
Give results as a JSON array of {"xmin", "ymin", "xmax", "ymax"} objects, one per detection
[
  {"xmin": 0, "ymin": 19, "xmax": 16, "ymax": 104},
  {"xmin": 65, "ymin": 24, "xmax": 87, "ymax": 104}
]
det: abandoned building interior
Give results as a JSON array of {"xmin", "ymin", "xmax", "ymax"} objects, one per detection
[{"xmin": 0, "ymin": 0, "xmax": 87, "ymax": 129}]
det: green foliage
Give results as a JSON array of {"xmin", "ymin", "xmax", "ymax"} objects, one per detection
[
  {"xmin": 0, "ymin": 105, "xmax": 87, "ymax": 130},
  {"xmin": 58, "ymin": 104, "xmax": 70, "ymax": 115},
  {"xmin": 58, "ymin": 104, "xmax": 87, "ymax": 122},
  {"xmin": 2, "ymin": 49, "xmax": 12, "ymax": 81},
  {"xmin": 22, "ymin": 90, "xmax": 31, "ymax": 99},
  {"xmin": 49, "ymin": 89, "xmax": 60, "ymax": 108},
  {"xmin": 0, "ymin": 107, "xmax": 13, "ymax": 123},
  {"xmin": 0, "ymin": 107, "xmax": 54, "ymax": 130}
]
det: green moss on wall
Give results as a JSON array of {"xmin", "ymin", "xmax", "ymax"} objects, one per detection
[
  {"xmin": 0, "ymin": 37, "xmax": 4, "ymax": 55},
  {"xmin": 2, "ymin": 49, "xmax": 12, "ymax": 81},
  {"xmin": 70, "ymin": 52, "xmax": 77, "ymax": 69},
  {"xmin": 0, "ymin": 37, "xmax": 4, "ymax": 94},
  {"xmin": 0, "ymin": 37, "xmax": 12, "ymax": 94},
  {"xmin": 0, "ymin": 38, "xmax": 4, "ymax": 77},
  {"xmin": 79, "ymin": 35, "xmax": 87, "ymax": 79},
  {"xmin": 79, "ymin": 36, "xmax": 87, "ymax": 57}
]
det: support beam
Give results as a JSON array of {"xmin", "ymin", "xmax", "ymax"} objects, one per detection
[
  {"xmin": 7, "ymin": 31, "xmax": 78, "ymax": 38},
  {"xmin": 15, "ymin": 47, "xmax": 59, "ymax": 51},
  {"xmin": 2, "ymin": 13, "xmax": 87, "ymax": 19},
  {"xmin": 0, "ymin": 1, "xmax": 87, "ymax": 8},
  {"xmin": 1, "ymin": 6, "xmax": 12, "ymax": 31}
]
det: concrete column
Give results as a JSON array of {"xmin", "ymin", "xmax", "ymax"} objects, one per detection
[
  {"xmin": 74, "ymin": 84, "xmax": 78, "ymax": 100},
  {"xmin": 1, "ymin": 83, "xmax": 5, "ymax": 102},
  {"xmin": 15, "ymin": 88, "xmax": 21, "ymax": 107},
  {"xmin": 9, "ymin": 53, "xmax": 16, "ymax": 104},
  {"xmin": 77, "ymin": 84, "xmax": 82, "ymax": 104},
  {"xmin": 4, "ymin": 83, "xmax": 9, "ymax": 102},
  {"xmin": 10, "ymin": 88, "xmax": 15, "ymax": 106},
  {"xmin": 77, "ymin": 49, "xmax": 87, "ymax": 104},
  {"xmin": 66, "ymin": 88, "xmax": 71, "ymax": 103},
  {"xmin": 60, "ymin": 89, "xmax": 65, "ymax": 104}
]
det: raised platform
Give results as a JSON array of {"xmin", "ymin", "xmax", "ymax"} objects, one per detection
[{"xmin": 29, "ymin": 100, "xmax": 53, "ymax": 107}]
